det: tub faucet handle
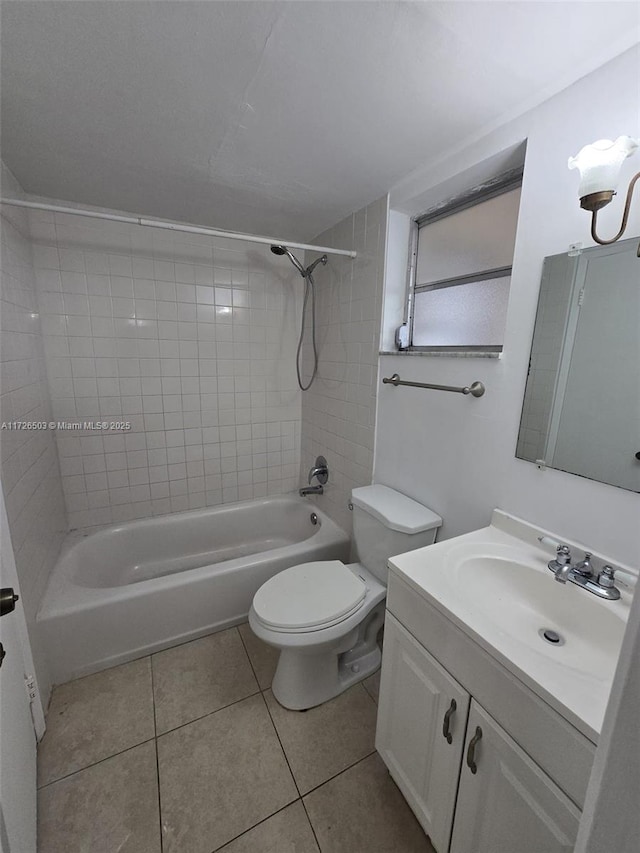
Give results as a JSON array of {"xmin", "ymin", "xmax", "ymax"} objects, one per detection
[{"xmin": 308, "ymin": 455, "xmax": 329, "ymax": 485}]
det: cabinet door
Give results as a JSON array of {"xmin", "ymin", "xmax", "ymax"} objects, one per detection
[
  {"xmin": 450, "ymin": 701, "xmax": 580, "ymax": 853},
  {"xmin": 376, "ymin": 613, "xmax": 471, "ymax": 853}
]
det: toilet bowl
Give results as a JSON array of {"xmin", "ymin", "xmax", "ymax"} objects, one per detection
[{"xmin": 249, "ymin": 484, "xmax": 442, "ymax": 710}]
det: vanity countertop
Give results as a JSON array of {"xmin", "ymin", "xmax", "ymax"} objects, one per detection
[{"xmin": 387, "ymin": 510, "xmax": 634, "ymax": 742}]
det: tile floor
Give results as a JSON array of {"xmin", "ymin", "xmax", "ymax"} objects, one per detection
[{"xmin": 37, "ymin": 624, "xmax": 434, "ymax": 853}]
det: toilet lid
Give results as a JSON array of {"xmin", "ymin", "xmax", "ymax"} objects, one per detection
[{"xmin": 253, "ymin": 561, "xmax": 367, "ymax": 632}]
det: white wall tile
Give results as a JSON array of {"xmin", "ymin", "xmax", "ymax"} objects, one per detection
[
  {"xmin": 300, "ymin": 196, "xmax": 387, "ymax": 533},
  {"xmin": 32, "ymin": 197, "xmax": 302, "ymax": 527}
]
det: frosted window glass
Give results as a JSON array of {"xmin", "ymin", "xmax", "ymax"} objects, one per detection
[
  {"xmin": 416, "ymin": 188, "xmax": 521, "ymax": 285},
  {"xmin": 412, "ymin": 277, "xmax": 510, "ymax": 348}
]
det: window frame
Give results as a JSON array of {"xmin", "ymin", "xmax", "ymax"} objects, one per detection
[{"xmin": 404, "ymin": 172, "xmax": 522, "ymax": 355}]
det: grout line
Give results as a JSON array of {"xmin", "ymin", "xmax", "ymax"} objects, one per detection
[
  {"xmin": 238, "ymin": 625, "xmax": 307, "ymax": 802},
  {"xmin": 254, "ymin": 680, "xmax": 377, "ymax": 851},
  {"xmin": 257, "ymin": 690, "xmax": 302, "ymax": 797},
  {"xmin": 240, "ymin": 637, "xmax": 380, "ymax": 797},
  {"xmin": 154, "ymin": 688, "xmax": 262, "ymax": 740},
  {"xmin": 43, "ymin": 625, "xmax": 378, "ymax": 853},
  {"xmin": 300, "ymin": 797, "xmax": 323, "ymax": 853},
  {"xmin": 300, "ymin": 749, "xmax": 377, "ymax": 799},
  {"xmin": 38, "ymin": 654, "xmax": 262, "ymax": 792},
  {"xmin": 236, "ymin": 623, "xmax": 265, "ymax": 691},
  {"xmin": 211, "ymin": 628, "xmax": 309, "ymax": 852},
  {"xmin": 149, "ymin": 655, "xmax": 164, "ymax": 853},
  {"xmin": 37, "ymin": 736, "xmax": 157, "ymax": 790},
  {"xmin": 149, "ymin": 655, "xmax": 159, "ymax": 739},
  {"xmin": 49, "ymin": 650, "xmax": 154, "ymax": 691},
  {"xmin": 209, "ymin": 800, "xmax": 302, "ymax": 853},
  {"xmin": 51, "ymin": 622, "xmax": 250, "ymax": 694},
  {"xmin": 362, "ymin": 677, "xmax": 380, "ymax": 706}
]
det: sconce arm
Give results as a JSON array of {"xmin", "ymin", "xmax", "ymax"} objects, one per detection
[{"xmin": 590, "ymin": 171, "xmax": 640, "ymax": 251}]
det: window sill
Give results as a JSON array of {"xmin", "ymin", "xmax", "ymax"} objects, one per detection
[{"xmin": 379, "ymin": 350, "xmax": 502, "ymax": 359}]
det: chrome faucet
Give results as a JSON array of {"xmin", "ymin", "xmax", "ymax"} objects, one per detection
[
  {"xmin": 299, "ymin": 484, "xmax": 324, "ymax": 496},
  {"xmin": 308, "ymin": 464, "xmax": 327, "ymax": 483},
  {"xmin": 545, "ymin": 543, "xmax": 621, "ymax": 600},
  {"xmin": 548, "ymin": 545, "xmax": 574, "ymax": 583},
  {"xmin": 573, "ymin": 551, "xmax": 594, "ymax": 577},
  {"xmin": 299, "ymin": 455, "xmax": 329, "ymax": 497}
]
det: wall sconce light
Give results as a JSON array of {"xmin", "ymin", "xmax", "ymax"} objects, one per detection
[{"xmin": 568, "ymin": 135, "xmax": 640, "ymax": 253}]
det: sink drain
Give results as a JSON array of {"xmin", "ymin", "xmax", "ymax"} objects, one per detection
[{"xmin": 539, "ymin": 628, "xmax": 565, "ymax": 646}]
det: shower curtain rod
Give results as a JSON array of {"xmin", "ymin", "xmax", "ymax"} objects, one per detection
[{"xmin": 0, "ymin": 198, "xmax": 358, "ymax": 259}]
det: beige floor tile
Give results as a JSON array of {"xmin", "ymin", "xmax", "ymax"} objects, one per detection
[
  {"xmin": 215, "ymin": 802, "xmax": 319, "ymax": 853},
  {"xmin": 363, "ymin": 669, "xmax": 381, "ymax": 704},
  {"xmin": 158, "ymin": 693, "xmax": 298, "ymax": 853},
  {"xmin": 38, "ymin": 740, "xmax": 160, "ymax": 853},
  {"xmin": 238, "ymin": 622, "xmax": 279, "ymax": 690},
  {"xmin": 38, "ymin": 657, "xmax": 155, "ymax": 786},
  {"xmin": 304, "ymin": 753, "xmax": 434, "ymax": 853},
  {"xmin": 264, "ymin": 684, "xmax": 377, "ymax": 794},
  {"xmin": 152, "ymin": 627, "xmax": 259, "ymax": 734}
]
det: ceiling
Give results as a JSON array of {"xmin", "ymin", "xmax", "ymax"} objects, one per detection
[{"xmin": 2, "ymin": 1, "xmax": 638, "ymax": 240}]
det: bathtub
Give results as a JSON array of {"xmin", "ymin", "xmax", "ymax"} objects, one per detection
[{"xmin": 37, "ymin": 496, "xmax": 350, "ymax": 684}]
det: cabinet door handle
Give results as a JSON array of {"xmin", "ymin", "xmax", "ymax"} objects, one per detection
[
  {"xmin": 466, "ymin": 726, "xmax": 483, "ymax": 774},
  {"xmin": 442, "ymin": 698, "xmax": 457, "ymax": 744}
]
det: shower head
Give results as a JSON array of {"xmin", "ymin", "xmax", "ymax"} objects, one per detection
[{"xmin": 270, "ymin": 245, "xmax": 307, "ymax": 277}]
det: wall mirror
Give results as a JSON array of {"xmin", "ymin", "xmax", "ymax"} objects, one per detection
[{"xmin": 517, "ymin": 236, "xmax": 639, "ymax": 493}]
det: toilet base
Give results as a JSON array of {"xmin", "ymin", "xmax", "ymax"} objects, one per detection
[{"xmin": 271, "ymin": 602, "xmax": 385, "ymax": 710}]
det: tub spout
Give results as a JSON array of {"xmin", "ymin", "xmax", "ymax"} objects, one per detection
[{"xmin": 300, "ymin": 485, "xmax": 323, "ymax": 497}]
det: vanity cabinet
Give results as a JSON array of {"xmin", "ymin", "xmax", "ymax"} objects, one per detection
[
  {"xmin": 376, "ymin": 613, "xmax": 581, "ymax": 853},
  {"xmin": 450, "ymin": 702, "xmax": 579, "ymax": 853},
  {"xmin": 376, "ymin": 614, "xmax": 470, "ymax": 853}
]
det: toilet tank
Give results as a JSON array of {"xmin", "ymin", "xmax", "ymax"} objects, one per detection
[{"xmin": 351, "ymin": 485, "xmax": 442, "ymax": 584}]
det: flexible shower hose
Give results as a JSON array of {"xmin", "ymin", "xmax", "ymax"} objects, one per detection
[{"xmin": 296, "ymin": 271, "xmax": 318, "ymax": 391}]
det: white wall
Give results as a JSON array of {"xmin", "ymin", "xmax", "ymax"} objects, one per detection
[
  {"xmin": 375, "ymin": 46, "xmax": 640, "ymax": 567},
  {"xmin": 575, "ymin": 568, "xmax": 640, "ymax": 852},
  {"xmin": 29, "ymin": 199, "xmax": 302, "ymax": 529},
  {"xmin": 300, "ymin": 196, "xmax": 387, "ymax": 533},
  {"xmin": 0, "ymin": 165, "xmax": 67, "ymax": 700},
  {"xmin": 380, "ymin": 210, "xmax": 410, "ymax": 352}
]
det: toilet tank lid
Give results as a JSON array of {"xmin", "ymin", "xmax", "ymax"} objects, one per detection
[{"xmin": 351, "ymin": 485, "xmax": 442, "ymax": 534}]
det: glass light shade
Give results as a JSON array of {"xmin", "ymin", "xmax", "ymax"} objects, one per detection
[{"xmin": 568, "ymin": 136, "xmax": 639, "ymax": 198}]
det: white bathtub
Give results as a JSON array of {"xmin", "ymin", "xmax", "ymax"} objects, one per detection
[{"xmin": 37, "ymin": 496, "xmax": 350, "ymax": 684}]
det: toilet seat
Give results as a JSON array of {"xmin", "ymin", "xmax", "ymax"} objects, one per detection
[{"xmin": 252, "ymin": 560, "xmax": 367, "ymax": 633}]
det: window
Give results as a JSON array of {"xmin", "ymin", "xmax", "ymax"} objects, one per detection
[{"xmin": 405, "ymin": 183, "xmax": 521, "ymax": 354}]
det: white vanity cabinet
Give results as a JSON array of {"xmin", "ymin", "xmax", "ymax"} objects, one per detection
[
  {"xmin": 376, "ymin": 610, "xmax": 585, "ymax": 853},
  {"xmin": 450, "ymin": 702, "xmax": 579, "ymax": 853},
  {"xmin": 376, "ymin": 614, "xmax": 470, "ymax": 853}
]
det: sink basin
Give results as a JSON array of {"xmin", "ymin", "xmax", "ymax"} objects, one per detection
[
  {"xmin": 387, "ymin": 510, "xmax": 634, "ymax": 741},
  {"xmin": 452, "ymin": 555, "xmax": 626, "ymax": 678}
]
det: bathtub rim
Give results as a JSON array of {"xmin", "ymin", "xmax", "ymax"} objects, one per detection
[{"xmin": 37, "ymin": 494, "xmax": 349, "ymax": 620}]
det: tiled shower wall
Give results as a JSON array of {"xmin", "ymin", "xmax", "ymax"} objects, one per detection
[
  {"xmin": 0, "ymin": 165, "xmax": 67, "ymax": 697},
  {"xmin": 300, "ymin": 196, "xmax": 387, "ymax": 532},
  {"xmin": 29, "ymin": 199, "xmax": 302, "ymax": 529}
]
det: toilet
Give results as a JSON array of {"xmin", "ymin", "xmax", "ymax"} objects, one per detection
[{"xmin": 249, "ymin": 484, "xmax": 442, "ymax": 710}]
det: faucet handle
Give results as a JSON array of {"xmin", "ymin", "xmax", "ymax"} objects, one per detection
[
  {"xmin": 555, "ymin": 544, "xmax": 572, "ymax": 565},
  {"xmin": 597, "ymin": 566, "xmax": 617, "ymax": 589},
  {"xmin": 308, "ymin": 455, "xmax": 329, "ymax": 485},
  {"xmin": 547, "ymin": 544, "xmax": 572, "ymax": 577}
]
